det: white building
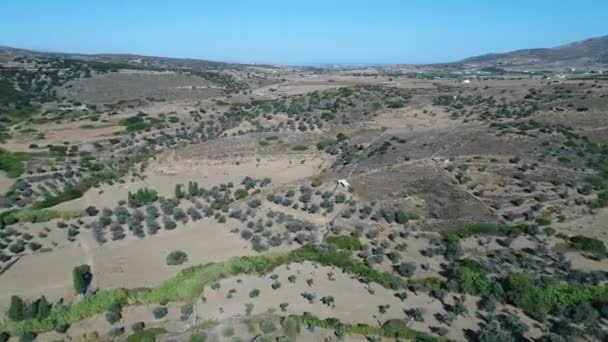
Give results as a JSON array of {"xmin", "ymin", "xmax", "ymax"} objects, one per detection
[{"xmin": 337, "ymin": 179, "xmax": 351, "ymax": 191}]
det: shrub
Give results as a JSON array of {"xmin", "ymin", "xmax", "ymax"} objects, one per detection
[
  {"xmin": 166, "ymin": 251, "xmax": 188, "ymax": 265},
  {"xmin": 234, "ymin": 188, "xmax": 248, "ymax": 200},
  {"xmin": 180, "ymin": 304, "xmax": 193, "ymax": 320},
  {"xmin": 189, "ymin": 332, "xmax": 207, "ymax": 342},
  {"xmin": 109, "ymin": 327, "xmax": 125, "ymax": 337},
  {"xmin": 291, "ymin": 145, "xmax": 308, "ymax": 151},
  {"xmin": 570, "ymin": 235, "xmax": 607, "ymax": 257},
  {"xmin": 131, "ymin": 321, "xmax": 145, "ymax": 331},
  {"xmin": 396, "ymin": 262, "xmax": 416, "ymax": 278},
  {"xmin": 163, "ymin": 216, "xmax": 177, "ymax": 230},
  {"xmin": 105, "ymin": 310, "xmax": 122, "ymax": 324},
  {"xmin": 0, "ymin": 332, "xmax": 9, "ymax": 342},
  {"xmin": 260, "ymin": 320, "xmax": 276, "ymax": 334},
  {"xmin": 248, "ymin": 199, "xmax": 261, "ymax": 208},
  {"xmin": 535, "ymin": 217, "xmax": 552, "ymax": 226},
  {"xmin": 128, "ymin": 188, "xmax": 158, "ymax": 207},
  {"xmin": 476, "ymin": 322, "xmax": 514, "ymax": 342},
  {"xmin": 54, "ymin": 323, "xmax": 70, "ymax": 334},
  {"xmin": 326, "ymin": 235, "xmax": 362, "ymax": 251},
  {"xmin": 72, "ymin": 265, "xmax": 92, "ymax": 295},
  {"xmin": 0, "ymin": 149, "xmax": 28, "ymax": 178},
  {"xmin": 249, "ymin": 289, "xmax": 260, "ymax": 298},
  {"xmin": 8, "ymin": 296, "xmax": 25, "ymax": 321},
  {"xmin": 85, "ymin": 206, "xmax": 99, "ymax": 216},
  {"xmin": 18, "ymin": 332, "xmax": 35, "ymax": 342},
  {"xmin": 153, "ymin": 306, "xmax": 168, "ymax": 319}
]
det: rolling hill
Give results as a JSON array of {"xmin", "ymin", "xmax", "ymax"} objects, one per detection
[{"xmin": 459, "ymin": 35, "xmax": 608, "ymax": 68}]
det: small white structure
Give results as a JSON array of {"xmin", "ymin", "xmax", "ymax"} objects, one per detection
[
  {"xmin": 461, "ymin": 79, "xmax": 471, "ymax": 84},
  {"xmin": 337, "ymin": 179, "xmax": 351, "ymax": 191}
]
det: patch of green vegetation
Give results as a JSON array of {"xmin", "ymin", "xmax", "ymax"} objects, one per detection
[
  {"xmin": 79, "ymin": 124, "xmax": 96, "ymax": 129},
  {"xmin": 590, "ymin": 191, "xmax": 608, "ymax": 209},
  {"xmin": 0, "ymin": 149, "xmax": 28, "ymax": 178},
  {"xmin": 119, "ymin": 113, "xmax": 163, "ymax": 132},
  {"xmin": 441, "ymin": 222, "xmax": 524, "ymax": 240},
  {"xmin": 126, "ymin": 328, "xmax": 167, "ymax": 342},
  {"xmin": 535, "ymin": 217, "xmax": 552, "ymax": 226},
  {"xmin": 290, "ymin": 313, "xmax": 440, "ymax": 341},
  {"xmin": 310, "ymin": 178, "xmax": 322, "ymax": 188},
  {"xmin": 0, "ymin": 245, "xmax": 406, "ymax": 334},
  {"xmin": 166, "ymin": 251, "xmax": 188, "ymax": 265},
  {"xmin": 316, "ymin": 138, "xmax": 337, "ymax": 150},
  {"xmin": 326, "ymin": 235, "xmax": 362, "ymax": 251},
  {"xmin": 569, "ymin": 235, "xmax": 607, "ymax": 258},
  {"xmin": 291, "ymin": 144, "xmax": 308, "ymax": 151},
  {"xmin": 0, "ymin": 209, "xmax": 81, "ymax": 226},
  {"xmin": 128, "ymin": 188, "xmax": 158, "ymax": 207},
  {"xmin": 48, "ymin": 145, "xmax": 68, "ymax": 159},
  {"xmin": 504, "ymin": 272, "xmax": 608, "ymax": 321},
  {"xmin": 320, "ymin": 111, "xmax": 335, "ymax": 121},
  {"xmin": 450, "ymin": 258, "xmax": 608, "ymax": 321},
  {"xmin": 32, "ymin": 185, "xmax": 86, "ymax": 209}
]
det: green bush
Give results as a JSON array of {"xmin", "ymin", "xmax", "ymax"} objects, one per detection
[
  {"xmin": 180, "ymin": 304, "xmax": 193, "ymax": 320},
  {"xmin": 311, "ymin": 178, "xmax": 322, "ymax": 187},
  {"xmin": 260, "ymin": 320, "xmax": 276, "ymax": 334},
  {"xmin": 72, "ymin": 265, "xmax": 92, "ymax": 295},
  {"xmin": 234, "ymin": 188, "xmax": 248, "ymax": 200},
  {"xmin": 166, "ymin": 251, "xmax": 188, "ymax": 265},
  {"xmin": 128, "ymin": 188, "xmax": 158, "ymax": 207},
  {"xmin": 189, "ymin": 332, "xmax": 207, "ymax": 342},
  {"xmin": 105, "ymin": 311, "xmax": 122, "ymax": 324},
  {"xmin": 8, "ymin": 296, "xmax": 25, "ymax": 321},
  {"xmin": 18, "ymin": 331, "xmax": 35, "ymax": 342},
  {"xmin": 152, "ymin": 306, "xmax": 168, "ymax": 319},
  {"xmin": 291, "ymin": 145, "xmax": 308, "ymax": 151},
  {"xmin": 570, "ymin": 235, "xmax": 607, "ymax": 257},
  {"xmin": 591, "ymin": 191, "xmax": 608, "ymax": 208},
  {"xmin": 326, "ymin": 235, "xmax": 362, "ymax": 251},
  {"xmin": 131, "ymin": 321, "xmax": 145, "ymax": 331},
  {"xmin": 109, "ymin": 327, "xmax": 125, "ymax": 337},
  {"xmin": 535, "ymin": 217, "xmax": 551, "ymax": 226},
  {"xmin": 126, "ymin": 328, "xmax": 166, "ymax": 342},
  {"xmin": 0, "ymin": 149, "xmax": 28, "ymax": 178}
]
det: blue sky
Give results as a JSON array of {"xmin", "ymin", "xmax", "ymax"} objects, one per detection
[{"xmin": 2, "ymin": 0, "xmax": 607, "ymax": 65}]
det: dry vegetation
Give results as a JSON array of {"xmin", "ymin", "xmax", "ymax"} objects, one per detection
[{"xmin": 0, "ymin": 49, "xmax": 607, "ymax": 342}]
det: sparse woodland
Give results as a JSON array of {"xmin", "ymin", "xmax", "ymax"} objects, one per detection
[{"xmin": 0, "ymin": 46, "xmax": 607, "ymax": 342}]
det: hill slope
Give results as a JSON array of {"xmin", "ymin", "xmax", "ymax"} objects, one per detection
[{"xmin": 460, "ymin": 35, "xmax": 608, "ymax": 68}]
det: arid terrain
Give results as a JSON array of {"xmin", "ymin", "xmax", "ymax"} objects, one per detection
[{"xmin": 0, "ymin": 35, "xmax": 608, "ymax": 342}]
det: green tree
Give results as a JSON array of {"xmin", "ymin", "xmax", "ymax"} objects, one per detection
[
  {"xmin": 153, "ymin": 306, "xmax": 168, "ymax": 319},
  {"xmin": 166, "ymin": 250, "xmax": 188, "ymax": 265},
  {"xmin": 8, "ymin": 296, "xmax": 24, "ymax": 321},
  {"xmin": 72, "ymin": 265, "xmax": 92, "ymax": 295},
  {"xmin": 476, "ymin": 322, "xmax": 514, "ymax": 342},
  {"xmin": 175, "ymin": 184, "xmax": 184, "ymax": 199},
  {"xmin": 36, "ymin": 296, "xmax": 51, "ymax": 320}
]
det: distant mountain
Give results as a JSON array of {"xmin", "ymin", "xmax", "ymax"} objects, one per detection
[
  {"xmin": 459, "ymin": 35, "xmax": 608, "ymax": 69},
  {"xmin": 0, "ymin": 46, "xmax": 279, "ymax": 70}
]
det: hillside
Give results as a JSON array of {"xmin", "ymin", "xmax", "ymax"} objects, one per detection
[
  {"xmin": 460, "ymin": 35, "xmax": 608, "ymax": 68},
  {"xmin": 0, "ymin": 43, "xmax": 608, "ymax": 342}
]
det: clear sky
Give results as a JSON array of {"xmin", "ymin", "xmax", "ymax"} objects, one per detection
[{"xmin": 1, "ymin": 0, "xmax": 607, "ymax": 65}]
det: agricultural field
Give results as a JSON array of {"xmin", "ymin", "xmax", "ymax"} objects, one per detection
[{"xmin": 0, "ymin": 45, "xmax": 608, "ymax": 342}]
